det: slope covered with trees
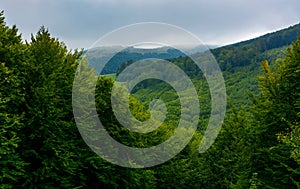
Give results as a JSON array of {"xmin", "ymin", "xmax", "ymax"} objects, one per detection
[
  {"xmin": 1, "ymin": 11, "xmax": 300, "ymax": 188},
  {"xmin": 211, "ymin": 23, "xmax": 300, "ymax": 71},
  {"xmin": 0, "ymin": 12, "xmax": 156, "ymax": 188}
]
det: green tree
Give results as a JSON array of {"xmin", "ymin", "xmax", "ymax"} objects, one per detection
[
  {"xmin": 249, "ymin": 38, "xmax": 300, "ymax": 188},
  {"xmin": 16, "ymin": 27, "xmax": 89, "ymax": 188},
  {"xmin": 0, "ymin": 11, "xmax": 28, "ymax": 188},
  {"xmin": 0, "ymin": 63, "xmax": 27, "ymax": 188}
]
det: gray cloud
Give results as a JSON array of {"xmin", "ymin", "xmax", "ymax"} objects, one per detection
[{"xmin": 2, "ymin": 0, "xmax": 300, "ymax": 49}]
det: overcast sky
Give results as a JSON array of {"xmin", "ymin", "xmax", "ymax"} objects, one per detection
[{"xmin": 2, "ymin": 0, "xmax": 300, "ymax": 50}]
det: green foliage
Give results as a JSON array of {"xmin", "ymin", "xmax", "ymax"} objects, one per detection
[
  {"xmin": 0, "ymin": 11, "xmax": 27, "ymax": 187},
  {"xmin": 0, "ymin": 63, "xmax": 27, "ymax": 188},
  {"xmin": 1, "ymin": 9, "xmax": 300, "ymax": 188},
  {"xmin": 248, "ymin": 38, "xmax": 300, "ymax": 188},
  {"xmin": 18, "ymin": 27, "xmax": 87, "ymax": 188},
  {"xmin": 195, "ymin": 107, "xmax": 254, "ymax": 188}
]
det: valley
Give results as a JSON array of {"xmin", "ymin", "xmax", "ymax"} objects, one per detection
[{"xmin": 1, "ymin": 9, "xmax": 300, "ymax": 188}]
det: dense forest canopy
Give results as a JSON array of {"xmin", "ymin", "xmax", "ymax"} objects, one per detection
[{"xmin": 0, "ymin": 11, "xmax": 299, "ymax": 188}]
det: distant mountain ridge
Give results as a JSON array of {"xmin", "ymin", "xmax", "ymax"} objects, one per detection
[
  {"xmin": 86, "ymin": 46, "xmax": 186, "ymax": 74},
  {"xmin": 86, "ymin": 23, "xmax": 300, "ymax": 74},
  {"xmin": 231, "ymin": 23, "xmax": 300, "ymax": 48},
  {"xmin": 211, "ymin": 23, "xmax": 300, "ymax": 71},
  {"xmin": 130, "ymin": 23, "xmax": 300, "ymax": 116}
]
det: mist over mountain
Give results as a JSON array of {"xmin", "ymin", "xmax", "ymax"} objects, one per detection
[
  {"xmin": 85, "ymin": 23, "xmax": 300, "ymax": 75},
  {"xmin": 86, "ymin": 46, "xmax": 186, "ymax": 74},
  {"xmin": 211, "ymin": 22, "xmax": 300, "ymax": 71},
  {"xmin": 1, "ymin": 7, "xmax": 300, "ymax": 188}
]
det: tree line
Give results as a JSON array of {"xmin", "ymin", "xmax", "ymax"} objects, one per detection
[{"xmin": 1, "ymin": 11, "xmax": 299, "ymax": 188}]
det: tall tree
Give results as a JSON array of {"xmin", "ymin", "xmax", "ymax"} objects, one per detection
[
  {"xmin": 249, "ymin": 38, "xmax": 300, "ymax": 188},
  {"xmin": 17, "ymin": 27, "xmax": 87, "ymax": 188},
  {"xmin": 0, "ymin": 11, "xmax": 28, "ymax": 188}
]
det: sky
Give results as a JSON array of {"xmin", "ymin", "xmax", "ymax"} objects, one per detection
[{"xmin": 1, "ymin": 0, "xmax": 300, "ymax": 50}]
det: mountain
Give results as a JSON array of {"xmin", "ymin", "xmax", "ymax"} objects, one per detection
[
  {"xmin": 211, "ymin": 23, "xmax": 300, "ymax": 71},
  {"xmin": 2, "ymin": 9, "xmax": 300, "ymax": 188},
  {"xmin": 131, "ymin": 22, "xmax": 300, "ymax": 110},
  {"xmin": 179, "ymin": 44, "xmax": 219, "ymax": 54},
  {"xmin": 84, "ymin": 44, "xmax": 219, "ymax": 75},
  {"xmin": 86, "ymin": 23, "xmax": 300, "ymax": 75},
  {"xmin": 86, "ymin": 46, "xmax": 186, "ymax": 74}
]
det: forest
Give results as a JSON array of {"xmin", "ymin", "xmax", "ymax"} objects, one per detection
[{"xmin": 0, "ymin": 10, "xmax": 300, "ymax": 188}]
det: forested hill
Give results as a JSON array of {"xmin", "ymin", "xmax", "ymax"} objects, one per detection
[
  {"xmin": 116, "ymin": 23, "xmax": 300, "ymax": 75},
  {"xmin": 87, "ymin": 46, "xmax": 186, "ymax": 74},
  {"xmin": 211, "ymin": 23, "xmax": 300, "ymax": 70},
  {"xmin": 1, "ymin": 9, "xmax": 300, "ymax": 188}
]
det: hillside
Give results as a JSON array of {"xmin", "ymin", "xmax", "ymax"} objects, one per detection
[
  {"xmin": 211, "ymin": 23, "xmax": 300, "ymax": 71},
  {"xmin": 130, "ymin": 23, "xmax": 298, "ymax": 124},
  {"xmin": 1, "ymin": 9, "xmax": 300, "ymax": 188},
  {"xmin": 89, "ymin": 23, "xmax": 300, "ymax": 76},
  {"xmin": 112, "ymin": 24, "xmax": 300, "ymax": 187}
]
